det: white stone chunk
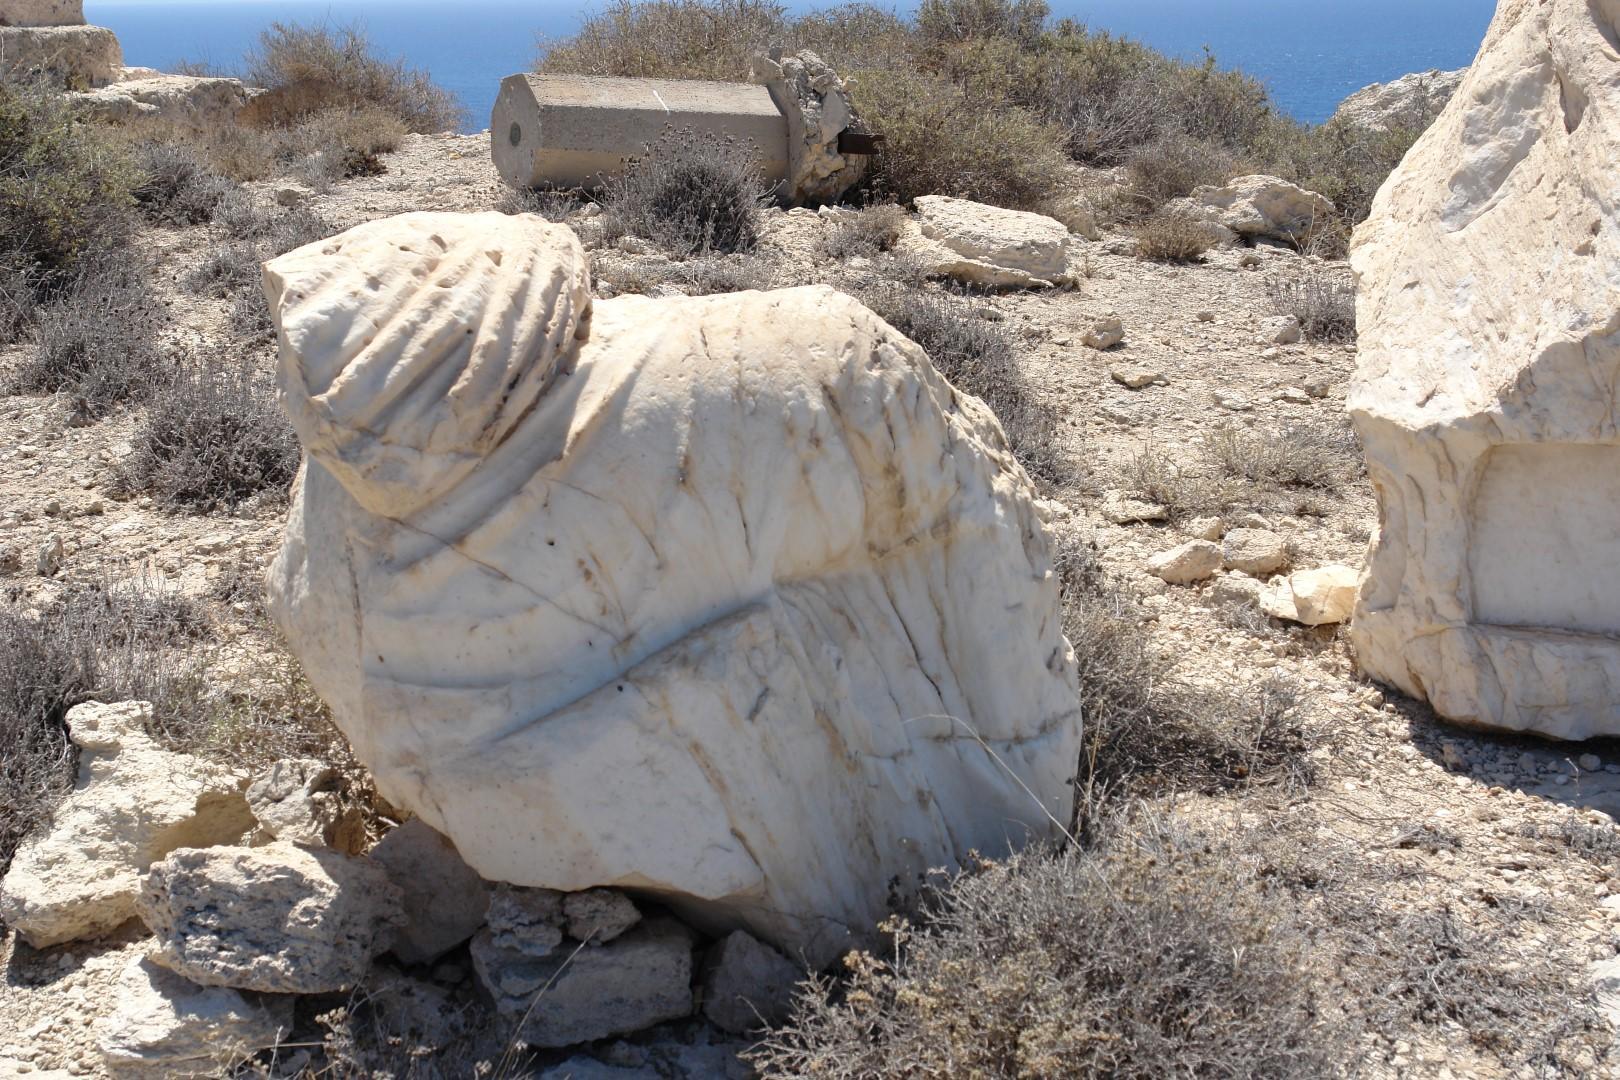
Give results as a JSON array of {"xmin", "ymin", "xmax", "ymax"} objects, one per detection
[
  {"xmin": 1222, "ymin": 528, "xmax": 1288, "ymax": 577},
  {"xmin": 1260, "ymin": 565, "xmax": 1360, "ymax": 626},
  {"xmin": 1170, "ymin": 175, "xmax": 1335, "ymax": 246},
  {"xmin": 0, "ymin": 701, "xmax": 252, "ymax": 948},
  {"xmin": 96, "ymin": 957, "xmax": 291, "ymax": 1079},
  {"xmin": 902, "ymin": 195, "xmax": 1070, "ymax": 287},
  {"xmin": 1147, "ymin": 540, "xmax": 1223, "ymax": 585},
  {"xmin": 1348, "ymin": 0, "xmax": 1620, "ymax": 740},
  {"xmin": 264, "ymin": 211, "xmax": 1081, "ymax": 967}
]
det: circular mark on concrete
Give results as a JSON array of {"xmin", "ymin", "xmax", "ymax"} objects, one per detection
[{"xmin": 509, "ymin": 122, "xmax": 523, "ymax": 147}]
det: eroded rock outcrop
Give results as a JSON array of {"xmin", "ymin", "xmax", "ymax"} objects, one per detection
[
  {"xmin": 900, "ymin": 195, "xmax": 1072, "ymax": 287},
  {"xmin": 753, "ymin": 49, "xmax": 867, "ymax": 205},
  {"xmin": 264, "ymin": 211, "xmax": 1080, "ymax": 965},
  {"xmin": 0, "ymin": 701, "xmax": 253, "ymax": 948},
  {"xmin": 1169, "ymin": 175, "xmax": 1335, "ymax": 247},
  {"xmin": 1330, "ymin": 68, "xmax": 1467, "ymax": 135},
  {"xmin": 72, "ymin": 72, "xmax": 254, "ymax": 135},
  {"xmin": 1349, "ymin": 0, "xmax": 1620, "ymax": 739}
]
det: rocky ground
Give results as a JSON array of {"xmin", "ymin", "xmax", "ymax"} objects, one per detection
[{"xmin": 0, "ymin": 132, "xmax": 1617, "ymax": 1079}]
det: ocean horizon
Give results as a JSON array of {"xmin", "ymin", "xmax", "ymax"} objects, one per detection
[{"xmin": 85, "ymin": 0, "xmax": 1496, "ymax": 133}]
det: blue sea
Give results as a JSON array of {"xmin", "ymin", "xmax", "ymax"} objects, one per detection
[{"xmin": 87, "ymin": 0, "xmax": 1495, "ymax": 133}]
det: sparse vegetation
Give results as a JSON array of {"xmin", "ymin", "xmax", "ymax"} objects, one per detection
[
  {"xmin": 188, "ymin": 195, "xmax": 333, "ymax": 337},
  {"xmin": 130, "ymin": 142, "xmax": 235, "ymax": 226},
  {"xmin": 117, "ymin": 362, "xmax": 301, "ymax": 512},
  {"xmin": 1202, "ymin": 420, "xmax": 1362, "ymax": 491},
  {"xmin": 1268, "ymin": 266, "xmax": 1357, "ymax": 342},
  {"xmin": 817, "ymin": 203, "xmax": 907, "ymax": 261},
  {"xmin": 1124, "ymin": 133, "xmax": 1244, "ymax": 212},
  {"xmin": 601, "ymin": 127, "xmax": 767, "ymax": 255},
  {"xmin": 6, "ymin": 269, "xmax": 170, "ymax": 420},
  {"xmin": 857, "ymin": 283, "xmax": 1069, "ymax": 484},
  {"xmin": 749, "ymin": 817, "xmax": 1344, "ymax": 1079},
  {"xmin": 1132, "ymin": 208, "xmax": 1216, "ymax": 262}
]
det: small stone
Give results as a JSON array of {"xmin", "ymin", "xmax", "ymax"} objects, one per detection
[
  {"xmin": 1302, "ymin": 380, "xmax": 1332, "ymax": 399},
  {"xmin": 1185, "ymin": 516, "xmax": 1224, "ymax": 541},
  {"xmin": 1277, "ymin": 387, "xmax": 1312, "ymax": 404},
  {"xmin": 1440, "ymin": 742, "xmax": 1469, "ymax": 771},
  {"xmin": 1579, "ymin": 753, "xmax": 1602, "ymax": 772},
  {"xmin": 1222, "ymin": 528, "xmax": 1288, "ymax": 576},
  {"xmin": 273, "ymin": 184, "xmax": 311, "ymax": 208},
  {"xmin": 1100, "ymin": 491, "xmax": 1167, "ymax": 525},
  {"xmin": 1147, "ymin": 540, "xmax": 1223, "ymax": 585},
  {"xmin": 1213, "ymin": 391, "xmax": 1253, "ymax": 412},
  {"xmin": 0, "ymin": 544, "xmax": 20, "ymax": 574},
  {"xmin": 563, "ymin": 889, "xmax": 642, "ymax": 945},
  {"xmin": 1109, "ymin": 363, "xmax": 1163, "ymax": 390},
  {"xmin": 43, "ymin": 498, "xmax": 61, "ymax": 516},
  {"xmin": 370, "ymin": 820, "xmax": 492, "ymax": 966},
  {"xmin": 1081, "ymin": 315, "xmax": 1125, "ymax": 350},
  {"xmin": 1261, "ymin": 315, "xmax": 1303, "ymax": 345},
  {"xmin": 1232, "ymin": 512, "xmax": 1270, "ymax": 530},
  {"xmin": 1196, "ymin": 310, "xmax": 1215, "ymax": 323},
  {"xmin": 1259, "ymin": 564, "xmax": 1359, "ymax": 625},
  {"xmin": 700, "ymin": 930, "xmax": 801, "ymax": 1034},
  {"xmin": 1210, "ymin": 572, "xmax": 1263, "ymax": 609},
  {"xmin": 37, "ymin": 534, "xmax": 63, "ymax": 576},
  {"xmin": 245, "ymin": 758, "xmax": 350, "ymax": 850}
]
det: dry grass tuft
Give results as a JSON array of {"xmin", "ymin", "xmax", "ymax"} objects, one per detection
[
  {"xmin": 602, "ymin": 127, "xmax": 769, "ymax": 255},
  {"xmin": 1268, "ymin": 266, "xmax": 1357, "ymax": 343},
  {"xmin": 1132, "ymin": 208, "xmax": 1217, "ymax": 262}
]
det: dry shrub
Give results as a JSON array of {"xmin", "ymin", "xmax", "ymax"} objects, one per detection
[
  {"xmin": 1267, "ymin": 266, "xmax": 1356, "ymax": 343},
  {"xmin": 130, "ymin": 141, "xmax": 235, "ymax": 226},
  {"xmin": 539, "ymin": 0, "xmax": 787, "ymax": 80},
  {"xmin": 285, "ymin": 104, "xmax": 408, "ymax": 181},
  {"xmin": 1132, "ymin": 208, "xmax": 1216, "ymax": 262},
  {"xmin": 602, "ymin": 127, "xmax": 768, "ymax": 255},
  {"xmin": 1054, "ymin": 535, "xmax": 1314, "ymax": 827},
  {"xmin": 816, "ymin": 203, "xmax": 907, "ymax": 261},
  {"xmin": 118, "ymin": 362, "xmax": 300, "ymax": 512},
  {"xmin": 858, "ymin": 283, "xmax": 1069, "ymax": 485},
  {"xmin": 0, "ymin": 78, "xmax": 139, "ymax": 340},
  {"xmin": 1122, "ymin": 445, "xmax": 1234, "ymax": 519},
  {"xmin": 244, "ymin": 22, "xmax": 464, "ymax": 133},
  {"xmin": 677, "ymin": 255, "xmax": 777, "ymax": 294},
  {"xmin": 188, "ymin": 196, "xmax": 333, "ymax": 338},
  {"xmin": 749, "ymin": 818, "xmax": 1342, "ymax": 1079},
  {"xmin": 1201, "ymin": 420, "xmax": 1362, "ymax": 491},
  {"xmin": 7, "ymin": 268, "xmax": 169, "ymax": 420},
  {"xmin": 1124, "ymin": 132, "xmax": 1243, "ymax": 212},
  {"xmin": 496, "ymin": 186, "xmax": 586, "ymax": 220}
]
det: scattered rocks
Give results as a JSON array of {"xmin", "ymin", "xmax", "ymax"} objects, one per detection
[
  {"xmin": 1222, "ymin": 528, "xmax": 1289, "ymax": 577},
  {"xmin": 369, "ymin": 820, "xmax": 492, "ymax": 966},
  {"xmin": 1147, "ymin": 540, "xmax": 1223, "ymax": 585},
  {"xmin": 0, "ymin": 701, "xmax": 252, "ymax": 949},
  {"xmin": 473, "ymin": 916, "xmax": 696, "ymax": 1048},
  {"xmin": 1082, "ymin": 314, "xmax": 1125, "ymax": 350},
  {"xmin": 95, "ymin": 957, "xmax": 291, "ymax": 1079},
  {"xmin": 139, "ymin": 842, "xmax": 404, "ymax": 993},
  {"xmin": 1260, "ymin": 565, "xmax": 1359, "ymax": 625},
  {"xmin": 700, "ymin": 930, "xmax": 801, "ymax": 1034},
  {"xmin": 1185, "ymin": 516, "xmax": 1225, "ymax": 541},
  {"xmin": 245, "ymin": 758, "xmax": 362, "ymax": 852},
  {"xmin": 904, "ymin": 195, "xmax": 1070, "ymax": 288}
]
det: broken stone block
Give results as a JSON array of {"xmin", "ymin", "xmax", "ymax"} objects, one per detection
[
  {"xmin": 1221, "ymin": 528, "xmax": 1289, "ymax": 577},
  {"xmin": 138, "ymin": 842, "xmax": 405, "ymax": 993},
  {"xmin": 263, "ymin": 211, "xmax": 1081, "ymax": 968},
  {"xmin": 1348, "ymin": 0, "xmax": 1620, "ymax": 739},
  {"xmin": 563, "ymin": 888, "xmax": 641, "ymax": 945},
  {"xmin": 245, "ymin": 757, "xmax": 355, "ymax": 850},
  {"xmin": 700, "ymin": 930, "xmax": 801, "ymax": 1034},
  {"xmin": 1148, "ymin": 540, "xmax": 1223, "ymax": 585},
  {"xmin": 1168, "ymin": 175, "xmax": 1334, "ymax": 246},
  {"xmin": 96, "ymin": 956, "xmax": 291, "ymax": 1079},
  {"xmin": 900, "ymin": 195, "xmax": 1071, "ymax": 288},
  {"xmin": 0, "ymin": 701, "xmax": 252, "ymax": 948},
  {"xmin": 1082, "ymin": 315, "xmax": 1125, "ymax": 350},
  {"xmin": 752, "ymin": 50, "xmax": 867, "ymax": 205},
  {"xmin": 472, "ymin": 916, "xmax": 695, "ymax": 1048},
  {"xmin": 71, "ymin": 74, "xmax": 254, "ymax": 136},
  {"xmin": 1260, "ymin": 565, "xmax": 1359, "ymax": 626},
  {"xmin": 0, "ymin": 24, "xmax": 120, "ymax": 87},
  {"xmin": 369, "ymin": 819, "xmax": 491, "ymax": 965},
  {"xmin": 0, "ymin": 0, "xmax": 82, "ymax": 25}
]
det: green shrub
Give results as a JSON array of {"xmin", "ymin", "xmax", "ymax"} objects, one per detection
[
  {"xmin": 0, "ymin": 78, "xmax": 139, "ymax": 339},
  {"xmin": 851, "ymin": 68, "xmax": 1069, "ymax": 209},
  {"xmin": 749, "ymin": 820, "xmax": 1342, "ymax": 1079},
  {"xmin": 244, "ymin": 22, "xmax": 464, "ymax": 133},
  {"xmin": 602, "ymin": 127, "xmax": 767, "ymax": 255}
]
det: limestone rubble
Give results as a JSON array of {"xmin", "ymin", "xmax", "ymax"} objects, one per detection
[
  {"xmin": 1348, "ymin": 0, "xmax": 1620, "ymax": 740},
  {"xmin": 263, "ymin": 210, "xmax": 1081, "ymax": 966}
]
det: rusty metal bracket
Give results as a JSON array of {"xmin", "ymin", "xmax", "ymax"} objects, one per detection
[{"xmin": 837, "ymin": 129, "xmax": 884, "ymax": 155}]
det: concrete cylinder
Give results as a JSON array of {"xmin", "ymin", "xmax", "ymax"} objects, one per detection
[{"xmin": 491, "ymin": 73, "xmax": 790, "ymax": 191}]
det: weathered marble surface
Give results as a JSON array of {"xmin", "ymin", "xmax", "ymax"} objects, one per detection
[
  {"xmin": 1348, "ymin": 0, "xmax": 1620, "ymax": 740},
  {"xmin": 264, "ymin": 211, "xmax": 1080, "ymax": 964}
]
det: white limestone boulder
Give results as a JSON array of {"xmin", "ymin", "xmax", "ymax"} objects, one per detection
[
  {"xmin": 1348, "ymin": 0, "xmax": 1620, "ymax": 740},
  {"xmin": 263, "ymin": 211, "xmax": 1081, "ymax": 967},
  {"xmin": 1169, "ymin": 175, "xmax": 1335, "ymax": 246},
  {"xmin": 1330, "ymin": 68, "xmax": 1467, "ymax": 135},
  {"xmin": 72, "ymin": 73, "xmax": 254, "ymax": 135},
  {"xmin": 138, "ymin": 842, "xmax": 405, "ymax": 993},
  {"xmin": 1260, "ymin": 565, "xmax": 1359, "ymax": 626},
  {"xmin": 95, "ymin": 957, "xmax": 291, "ymax": 1079},
  {"xmin": 0, "ymin": 701, "xmax": 253, "ymax": 948},
  {"xmin": 1148, "ymin": 540, "xmax": 1223, "ymax": 585},
  {"xmin": 900, "ymin": 195, "xmax": 1071, "ymax": 287}
]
